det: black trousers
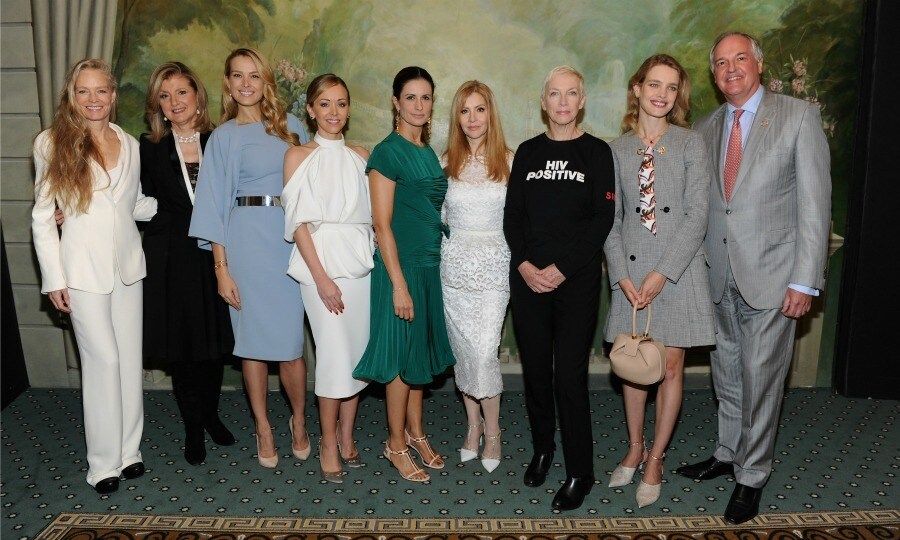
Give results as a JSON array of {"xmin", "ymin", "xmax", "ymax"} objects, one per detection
[
  {"xmin": 510, "ymin": 266, "xmax": 600, "ymax": 478},
  {"xmin": 170, "ymin": 361, "xmax": 226, "ymax": 431}
]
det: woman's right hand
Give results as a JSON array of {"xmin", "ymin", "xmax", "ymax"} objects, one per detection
[
  {"xmin": 216, "ymin": 269, "xmax": 242, "ymax": 310},
  {"xmin": 316, "ymin": 278, "xmax": 344, "ymax": 315},
  {"xmin": 393, "ymin": 286, "xmax": 414, "ymax": 321},
  {"xmin": 619, "ymin": 278, "xmax": 642, "ymax": 308},
  {"xmin": 48, "ymin": 288, "xmax": 71, "ymax": 313},
  {"xmin": 518, "ymin": 261, "xmax": 556, "ymax": 293}
]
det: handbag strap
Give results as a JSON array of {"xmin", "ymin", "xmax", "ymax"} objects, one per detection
[{"xmin": 630, "ymin": 303, "xmax": 653, "ymax": 337}]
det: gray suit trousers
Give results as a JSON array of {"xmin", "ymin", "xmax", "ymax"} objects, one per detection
[{"xmin": 711, "ymin": 263, "xmax": 796, "ymax": 488}]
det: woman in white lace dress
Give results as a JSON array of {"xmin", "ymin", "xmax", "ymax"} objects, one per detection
[{"xmin": 441, "ymin": 81, "xmax": 513, "ymax": 473}]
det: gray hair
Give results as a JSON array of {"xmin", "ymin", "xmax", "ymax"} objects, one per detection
[
  {"xmin": 541, "ymin": 65, "xmax": 585, "ymax": 99},
  {"xmin": 709, "ymin": 31, "xmax": 764, "ymax": 72}
]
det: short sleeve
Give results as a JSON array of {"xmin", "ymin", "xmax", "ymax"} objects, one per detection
[
  {"xmin": 365, "ymin": 141, "xmax": 400, "ymax": 182},
  {"xmin": 282, "ymin": 154, "xmax": 324, "ymax": 239}
]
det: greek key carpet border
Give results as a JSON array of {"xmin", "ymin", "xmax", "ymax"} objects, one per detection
[{"xmin": 36, "ymin": 509, "xmax": 900, "ymax": 538}]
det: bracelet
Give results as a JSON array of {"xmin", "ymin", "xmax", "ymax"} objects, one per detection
[{"xmin": 213, "ymin": 260, "xmax": 228, "ymax": 270}]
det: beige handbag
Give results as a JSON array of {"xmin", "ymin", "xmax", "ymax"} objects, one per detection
[{"xmin": 609, "ymin": 304, "xmax": 666, "ymax": 385}]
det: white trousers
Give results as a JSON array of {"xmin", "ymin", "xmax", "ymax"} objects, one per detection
[{"xmin": 68, "ymin": 276, "xmax": 144, "ymax": 486}]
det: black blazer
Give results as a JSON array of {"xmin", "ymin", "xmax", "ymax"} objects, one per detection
[{"xmin": 139, "ymin": 132, "xmax": 232, "ymax": 362}]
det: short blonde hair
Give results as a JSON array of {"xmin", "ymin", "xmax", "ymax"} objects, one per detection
[{"xmin": 541, "ymin": 65, "xmax": 585, "ymax": 99}]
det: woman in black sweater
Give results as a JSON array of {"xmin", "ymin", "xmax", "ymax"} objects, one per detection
[{"xmin": 503, "ymin": 65, "xmax": 615, "ymax": 511}]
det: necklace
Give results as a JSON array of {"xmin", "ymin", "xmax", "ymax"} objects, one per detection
[
  {"xmin": 637, "ymin": 123, "xmax": 669, "ymax": 146},
  {"xmin": 174, "ymin": 131, "xmax": 200, "ymax": 144}
]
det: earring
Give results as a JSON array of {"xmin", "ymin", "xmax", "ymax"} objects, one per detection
[
  {"xmin": 195, "ymin": 109, "xmax": 200, "ymax": 115},
  {"xmin": 394, "ymin": 115, "xmax": 400, "ymax": 131},
  {"xmin": 164, "ymin": 116, "xmax": 169, "ymax": 122}
]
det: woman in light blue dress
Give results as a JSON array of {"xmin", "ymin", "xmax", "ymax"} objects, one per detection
[{"xmin": 189, "ymin": 48, "xmax": 309, "ymax": 469}]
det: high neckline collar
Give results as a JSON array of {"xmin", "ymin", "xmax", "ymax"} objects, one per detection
[{"xmin": 314, "ymin": 133, "xmax": 345, "ymax": 148}]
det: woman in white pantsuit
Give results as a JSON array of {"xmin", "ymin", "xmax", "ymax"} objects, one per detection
[
  {"xmin": 282, "ymin": 74, "xmax": 373, "ymax": 482},
  {"xmin": 31, "ymin": 59, "xmax": 157, "ymax": 494}
]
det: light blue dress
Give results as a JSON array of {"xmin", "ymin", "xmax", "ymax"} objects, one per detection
[{"xmin": 189, "ymin": 115, "xmax": 309, "ymax": 360}]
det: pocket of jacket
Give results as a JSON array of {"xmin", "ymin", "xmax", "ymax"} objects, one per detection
[{"xmin": 767, "ymin": 227, "xmax": 796, "ymax": 246}]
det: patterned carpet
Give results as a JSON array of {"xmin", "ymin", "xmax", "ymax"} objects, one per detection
[{"xmin": 2, "ymin": 387, "xmax": 897, "ymax": 539}]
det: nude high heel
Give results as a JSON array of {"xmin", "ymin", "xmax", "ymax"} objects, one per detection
[
  {"xmin": 405, "ymin": 430, "xmax": 444, "ymax": 470},
  {"xmin": 289, "ymin": 415, "xmax": 311, "ymax": 460},
  {"xmin": 255, "ymin": 432, "xmax": 278, "ymax": 469},
  {"xmin": 383, "ymin": 442, "xmax": 429, "ymax": 483},
  {"xmin": 636, "ymin": 451, "xmax": 666, "ymax": 508},
  {"xmin": 608, "ymin": 440, "xmax": 646, "ymax": 488}
]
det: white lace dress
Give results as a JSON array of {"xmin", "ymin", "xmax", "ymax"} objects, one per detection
[{"xmin": 440, "ymin": 155, "xmax": 511, "ymax": 399}]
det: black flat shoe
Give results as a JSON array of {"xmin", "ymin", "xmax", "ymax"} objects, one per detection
[
  {"xmin": 724, "ymin": 483, "xmax": 762, "ymax": 524},
  {"xmin": 551, "ymin": 475, "xmax": 594, "ymax": 511},
  {"xmin": 205, "ymin": 417, "xmax": 236, "ymax": 446},
  {"xmin": 675, "ymin": 456, "xmax": 732, "ymax": 481},
  {"xmin": 524, "ymin": 451, "xmax": 554, "ymax": 487},
  {"xmin": 121, "ymin": 462, "xmax": 145, "ymax": 480},
  {"xmin": 185, "ymin": 425, "xmax": 207, "ymax": 465},
  {"xmin": 94, "ymin": 476, "xmax": 119, "ymax": 494}
]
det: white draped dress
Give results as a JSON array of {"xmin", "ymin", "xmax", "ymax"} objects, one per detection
[
  {"xmin": 282, "ymin": 134, "xmax": 374, "ymax": 399},
  {"xmin": 440, "ymin": 155, "xmax": 511, "ymax": 399}
]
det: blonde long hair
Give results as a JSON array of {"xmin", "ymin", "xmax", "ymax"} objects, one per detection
[
  {"xmin": 444, "ymin": 81, "xmax": 510, "ymax": 182},
  {"xmin": 621, "ymin": 54, "xmax": 691, "ymax": 134},
  {"xmin": 145, "ymin": 61, "xmax": 215, "ymax": 143},
  {"xmin": 221, "ymin": 48, "xmax": 299, "ymax": 146},
  {"xmin": 42, "ymin": 58, "xmax": 116, "ymax": 214}
]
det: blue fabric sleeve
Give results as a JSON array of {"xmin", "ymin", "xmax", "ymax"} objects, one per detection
[{"xmin": 189, "ymin": 126, "xmax": 233, "ymax": 250}]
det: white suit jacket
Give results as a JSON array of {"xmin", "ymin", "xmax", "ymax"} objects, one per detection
[{"xmin": 32, "ymin": 123, "xmax": 157, "ymax": 294}]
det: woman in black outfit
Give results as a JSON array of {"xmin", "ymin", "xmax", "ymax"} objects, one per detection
[
  {"xmin": 140, "ymin": 62, "xmax": 236, "ymax": 464},
  {"xmin": 503, "ymin": 66, "xmax": 615, "ymax": 511}
]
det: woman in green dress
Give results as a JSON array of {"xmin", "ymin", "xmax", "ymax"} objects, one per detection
[{"xmin": 353, "ymin": 66, "xmax": 455, "ymax": 482}]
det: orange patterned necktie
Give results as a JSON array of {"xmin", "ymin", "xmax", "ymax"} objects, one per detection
[
  {"xmin": 723, "ymin": 109, "xmax": 744, "ymax": 202},
  {"xmin": 639, "ymin": 146, "xmax": 657, "ymax": 235}
]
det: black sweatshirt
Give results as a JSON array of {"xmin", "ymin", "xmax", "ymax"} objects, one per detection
[{"xmin": 503, "ymin": 132, "xmax": 616, "ymax": 278}]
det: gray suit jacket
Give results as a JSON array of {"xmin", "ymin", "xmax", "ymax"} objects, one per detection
[
  {"xmin": 603, "ymin": 126, "xmax": 715, "ymax": 347},
  {"xmin": 695, "ymin": 90, "xmax": 831, "ymax": 310}
]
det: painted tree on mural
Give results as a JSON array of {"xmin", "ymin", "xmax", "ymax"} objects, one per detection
[
  {"xmin": 113, "ymin": 0, "xmax": 274, "ymax": 131},
  {"xmin": 759, "ymin": 0, "xmax": 863, "ymax": 236}
]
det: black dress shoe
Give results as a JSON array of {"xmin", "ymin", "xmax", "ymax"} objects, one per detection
[
  {"xmin": 551, "ymin": 476, "xmax": 594, "ymax": 511},
  {"xmin": 94, "ymin": 476, "xmax": 119, "ymax": 494},
  {"xmin": 724, "ymin": 483, "xmax": 762, "ymax": 524},
  {"xmin": 524, "ymin": 451, "xmax": 554, "ymax": 487},
  {"xmin": 205, "ymin": 417, "xmax": 236, "ymax": 446},
  {"xmin": 676, "ymin": 456, "xmax": 732, "ymax": 480},
  {"xmin": 185, "ymin": 424, "xmax": 207, "ymax": 465},
  {"xmin": 121, "ymin": 462, "xmax": 145, "ymax": 480}
]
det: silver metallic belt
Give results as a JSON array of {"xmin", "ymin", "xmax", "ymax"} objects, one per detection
[{"xmin": 235, "ymin": 195, "xmax": 282, "ymax": 207}]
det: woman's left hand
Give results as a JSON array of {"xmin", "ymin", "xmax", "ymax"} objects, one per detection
[
  {"xmin": 54, "ymin": 208, "xmax": 64, "ymax": 226},
  {"xmin": 638, "ymin": 271, "xmax": 667, "ymax": 307}
]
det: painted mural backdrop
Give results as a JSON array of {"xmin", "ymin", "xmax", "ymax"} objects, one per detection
[{"xmin": 114, "ymin": 0, "xmax": 862, "ymax": 381}]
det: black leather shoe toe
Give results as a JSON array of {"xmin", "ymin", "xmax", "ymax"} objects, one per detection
[
  {"xmin": 185, "ymin": 425, "xmax": 207, "ymax": 465},
  {"xmin": 724, "ymin": 483, "xmax": 762, "ymax": 524},
  {"xmin": 551, "ymin": 476, "xmax": 594, "ymax": 511},
  {"xmin": 524, "ymin": 451, "xmax": 554, "ymax": 487},
  {"xmin": 121, "ymin": 462, "xmax": 145, "ymax": 480},
  {"xmin": 206, "ymin": 417, "xmax": 236, "ymax": 446},
  {"xmin": 675, "ymin": 456, "xmax": 732, "ymax": 481},
  {"xmin": 94, "ymin": 476, "xmax": 120, "ymax": 494}
]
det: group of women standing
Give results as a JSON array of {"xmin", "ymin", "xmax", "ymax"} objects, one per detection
[{"xmin": 31, "ymin": 46, "xmax": 713, "ymax": 511}]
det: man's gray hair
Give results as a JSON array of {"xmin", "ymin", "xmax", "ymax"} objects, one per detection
[{"xmin": 709, "ymin": 31, "xmax": 764, "ymax": 72}]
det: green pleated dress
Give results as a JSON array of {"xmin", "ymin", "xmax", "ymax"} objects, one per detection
[{"xmin": 352, "ymin": 132, "xmax": 456, "ymax": 385}]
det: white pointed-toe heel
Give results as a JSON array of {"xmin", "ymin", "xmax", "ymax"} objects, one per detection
[
  {"xmin": 480, "ymin": 431, "xmax": 502, "ymax": 473},
  {"xmin": 608, "ymin": 440, "xmax": 646, "ymax": 488},
  {"xmin": 636, "ymin": 451, "xmax": 665, "ymax": 508},
  {"xmin": 459, "ymin": 422, "xmax": 483, "ymax": 463}
]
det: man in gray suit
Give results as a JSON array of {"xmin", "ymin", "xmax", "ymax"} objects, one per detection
[{"xmin": 676, "ymin": 31, "xmax": 831, "ymax": 524}]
